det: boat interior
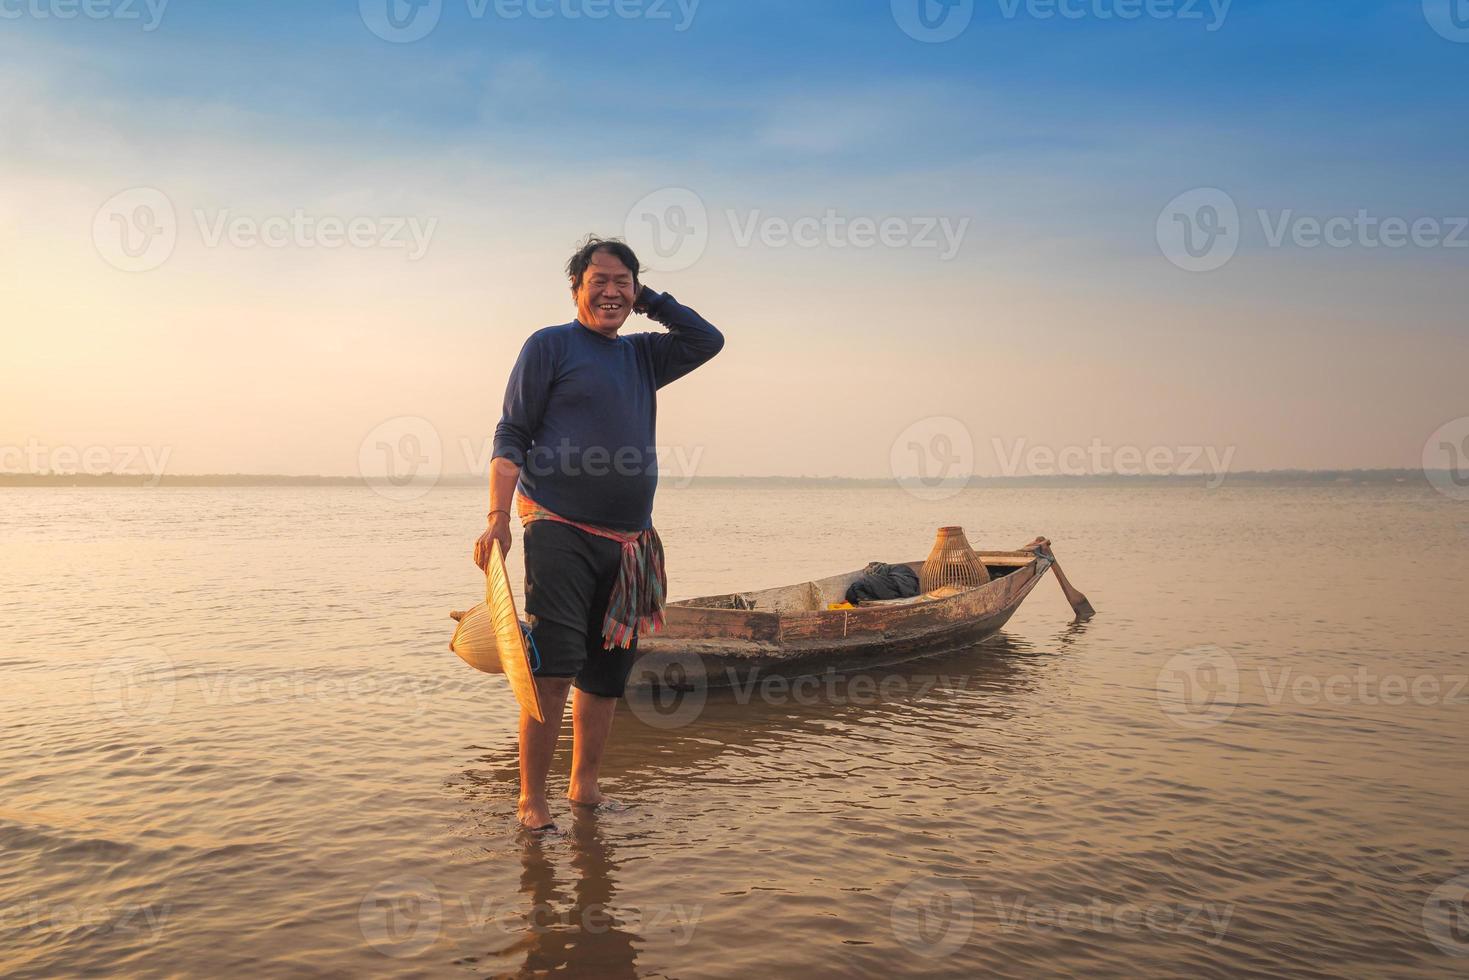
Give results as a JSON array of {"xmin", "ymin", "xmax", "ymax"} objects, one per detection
[{"xmin": 676, "ymin": 554, "xmax": 1035, "ymax": 614}]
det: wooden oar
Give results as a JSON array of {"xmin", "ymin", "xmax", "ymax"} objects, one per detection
[{"xmin": 1023, "ymin": 537, "xmax": 1095, "ymax": 620}]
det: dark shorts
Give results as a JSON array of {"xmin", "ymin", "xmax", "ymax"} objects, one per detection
[{"xmin": 522, "ymin": 520, "xmax": 637, "ymax": 699}]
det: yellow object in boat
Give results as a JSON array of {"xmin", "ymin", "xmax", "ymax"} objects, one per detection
[{"xmin": 827, "ymin": 601, "xmax": 855, "ymax": 611}]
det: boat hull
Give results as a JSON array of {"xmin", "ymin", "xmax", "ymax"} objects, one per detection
[{"xmin": 632, "ymin": 550, "xmax": 1051, "ymax": 690}]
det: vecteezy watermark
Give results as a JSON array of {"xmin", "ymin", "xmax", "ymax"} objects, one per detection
[
  {"xmin": 0, "ymin": 0, "xmax": 169, "ymax": 31},
  {"xmin": 891, "ymin": 878, "xmax": 975, "ymax": 958},
  {"xmin": 1423, "ymin": 0, "xmax": 1469, "ymax": 43},
  {"xmin": 627, "ymin": 665, "xmax": 1005, "ymax": 730},
  {"xmin": 359, "ymin": 0, "xmax": 700, "ymax": 43},
  {"xmin": 1424, "ymin": 872, "xmax": 1469, "ymax": 956},
  {"xmin": 92, "ymin": 650, "xmax": 439, "ymax": 725},
  {"xmin": 1156, "ymin": 188, "xmax": 1240, "ymax": 273},
  {"xmin": 1156, "ymin": 646, "xmax": 1469, "ymax": 729},
  {"xmin": 359, "ymin": 416, "xmax": 444, "ymax": 502},
  {"xmin": 93, "ymin": 187, "xmax": 178, "ymax": 273},
  {"xmin": 1156, "ymin": 645, "xmax": 1240, "ymax": 728},
  {"xmin": 991, "ymin": 895, "xmax": 1235, "ymax": 945},
  {"xmin": 625, "ymin": 187, "xmax": 971, "ymax": 273},
  {"xmin": 728, "ymin": 669, "xmax": 994, "ymax": 709},
  {"xmin": 891, "ymin": 0, "xmax": 975, "ymax": 43},
  {"xmin": 489, "ymin": 439, "xmax": 705, "ymax": 488},
  {"xmin": 93, "ymin": 188, "xmax": 438, "ymax": 273},
  {"xmin": 625, "ymin": 651, "xmax": 709, "ymax": 730},
  {"xmin": 1423, "ymin": 417, "xmax": 1469, "ymax": 501},
  {"xmin": 358, "ymin": 877, "xmax": 702, "ymax": 958},
  {"xmin": 193, "ymin": 209, "xmax": 435, "ymax": 260},
  {"xmin": 92, "ymin": 648, "xmax": 178, "ymax": 726},
  {"xmin": 359, "ymin": 419, "xmax": 709, "ymax": 503},
  {"xmin": 992, "ymin": 437, "xmax": 1236, "ymax": 488},
  {"xmin": 1158, "ymin": 187, "xmax": 1469, "ymax": 272},
  {"xmin": 1251, "ymin": 668, "xmax": 1469, "ymax": 710},
  {"xmin": 0, "ymin": 900, "xmax": 171, "ymax": 939},
  {"xmin": 624, "ymin": 187, "xmax": 710, "ymax": 273},
  {"xmin": 891, "ymin": 0, "xmax": 1231, "ymax": 43},
  {"xmin": 891, "ymin": 416, "xmax": 975, "ymax": 502},
  {"xmin": 360, "ymin": 877, "xmax": 443, "ymax": 958},
  {"xmin": 0, "ymin": 439, "xmax": 172, "ymax": 485}
]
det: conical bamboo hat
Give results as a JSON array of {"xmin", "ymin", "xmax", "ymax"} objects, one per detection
[{"xmin": 449, "ymin": 541, "xmax": 543, "ymax": 722}]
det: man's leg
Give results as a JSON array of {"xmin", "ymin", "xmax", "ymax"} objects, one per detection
[
  {"xmin": 518, "ymin": 676, "xmax": 573, "ymax": 829},
  {"xmin": 568, "ymin": 689, "xmax": 618, "ymax": 806}
]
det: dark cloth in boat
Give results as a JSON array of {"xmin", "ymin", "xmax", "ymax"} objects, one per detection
[
  {"xmin": 522, "ymin": 520, "xmax": 637, "ymax": 698},
  {"xmin": 492, "ymin": 291, "xmax": 725, "ymax": 533},
  {"xmin": 845, "ymin": 562, "xmax": 921, "ymax": 605}
]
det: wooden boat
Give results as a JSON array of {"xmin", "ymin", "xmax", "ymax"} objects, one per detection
[{"xmin": 632, "ymin": 536, "xmax": 1088, "ymax": 690}]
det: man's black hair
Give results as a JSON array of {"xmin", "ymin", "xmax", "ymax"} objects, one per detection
[{"xmin": 566, "ymin": 236, "xmax": 643, "ymax": 292}]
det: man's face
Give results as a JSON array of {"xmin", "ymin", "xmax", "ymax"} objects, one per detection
[{"xmin": 574, "ymin": 249, "xmax": 638, "ymax": 336}]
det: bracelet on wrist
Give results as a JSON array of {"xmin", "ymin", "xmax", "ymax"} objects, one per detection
[{"xmin": 488, "ymin": 509, "xmax": 510, "ymax": 522}]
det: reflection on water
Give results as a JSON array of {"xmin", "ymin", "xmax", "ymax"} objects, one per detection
[
  {"xmin": 450, "ymin": 634, "xmax": 1049, "ymax": 977},
  {"xmin": 2, "ymin": 485, "xmax": 1466, "ymax": 978}
]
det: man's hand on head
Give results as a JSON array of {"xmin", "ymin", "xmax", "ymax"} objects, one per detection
[{"xmin": 633, "ymin": 284, "xmax": 657, "ymax": 316}]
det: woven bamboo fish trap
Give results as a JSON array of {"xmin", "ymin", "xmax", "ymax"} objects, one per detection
[{"xmin": 919, "ymin": 526, "xmax": 990, "ymax": 593}]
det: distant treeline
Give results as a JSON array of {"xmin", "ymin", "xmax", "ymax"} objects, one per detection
[{"xmin": 0, "ymin": 469, "xmax": 1439, "ymax": 488}]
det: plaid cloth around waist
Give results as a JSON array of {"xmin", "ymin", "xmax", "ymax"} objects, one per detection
[{"xmin": 517, "ymin": 494, "xmax": 666, "ymax": 650}]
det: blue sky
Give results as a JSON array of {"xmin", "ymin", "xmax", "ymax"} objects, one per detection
[{"xmin": 3, "ymin": 0, "xmax": 1467, "ymax": 476}]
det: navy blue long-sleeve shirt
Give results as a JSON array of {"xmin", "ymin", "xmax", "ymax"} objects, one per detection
[{"xmin": 492, "ymin": 291, "xmax": 724, "ymax": 531}]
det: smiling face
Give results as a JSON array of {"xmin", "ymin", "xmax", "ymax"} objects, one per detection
[{"xmin": 574, "ymin": 249, "xmax": 639, "ymax": 337}]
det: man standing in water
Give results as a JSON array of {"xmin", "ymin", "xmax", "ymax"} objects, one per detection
[{"xmin": 474, "ymin": 237, "xmax": 724, "ymax": 832}]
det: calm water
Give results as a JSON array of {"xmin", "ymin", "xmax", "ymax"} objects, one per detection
[{"xmin": 1, "ymin": 485, "xmax": 1466, "ymax": 978}]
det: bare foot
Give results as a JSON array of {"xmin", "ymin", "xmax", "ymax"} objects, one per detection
[
  {"xmin": 568, "ymin": 786, "xmax": 631, "ymax": 812},
  {"xmin": 567, "ymin": 788, "xmax": 603, "ymax": 807},
  {"xmin": 517, "ymin": 796, "xmax": 556, "ymax": 831}
]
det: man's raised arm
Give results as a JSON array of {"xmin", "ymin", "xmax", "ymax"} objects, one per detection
[{"xmin": 636, "ymin": 287, "xmax": 725, "ymax": 388}]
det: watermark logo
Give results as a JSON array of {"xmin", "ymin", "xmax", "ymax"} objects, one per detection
[
  {"xmin": 361, "ymin": 0, "xmax": 699, "ymax": 41},
  {"xmin": 360, "ymin": 876, "xmax": 443, "ymax": 958},
  {"xmin": 1156, "ymin": 645, "xmax": 1239, "ymax": 728},
  {"xmin": 891, "ymin": 416, "xmax": 974, "ymax": 501},
  {"xmin": 0, "ymin": 0, "xmax": 170, "ymax": 31},
  {"xmin": 93, "ymin": 187, "xmax": 177, "ymax": 273},
  {"xmin": 93, "ymin": 188, "xmax": 437, "ymax": 272},
  {"xmin": 892, "ymin": 0, "xmax": 974, "ymax": 43},
  {"xmin": 891, "ymin": 878, "xmax": 974, "ymax": 958},
  {"xmin": 892, "ymin": 0, "xmax": 1232, "ymax": 41},
  {"xmin": 992, "ymin": 896, "xmax": 1233, "ymax": 944},
  {"xmin": 0, "ymin": 439, "xmax": 172, "ymax": 484},
  {"xmin": 459, "ymin": 436, "xmax": 705, "ymax": 489},
  {"xmin": 92, "ymin": 648, "xmax": 177, "ymax": 726},
  {"xmin": 356, "ymin": 878, "xmax": 701, "ymax": 956},
  {"xmin": 359, "ymin": 416, "xmax": 444, "ymax": 502},
  {"xmin": 724, "ymin": 668, "xmax": 987, "ymax": 707},
  {"xmin": 360, "ymin": 0, "xmax": 443, "ymax": 42},
  {"xmin": 1424, "ymin": 0, "xmax": 1469, "ymax": 42},
  {"xmin": 1157, "ymin": 188, "xmax": 1240, "ymax": 273},
  {"xmin": 625, "ymin": 188, "xmax": 970, "ymax": 270},
  {"xmin": 1424, "ymin": 873, "xmax": 1469, "ymax": 956},
  {"xmin": 1, "ymin": 901, "xmax": 171, "ymax": 938},
  {"xmin": 625, "ymin": 650, "xmax": 708, "ymax": 730},
  {"xmin": 727, "ymin": 210, "xmax": 968, "ymax": 260},
  {"xmin": 193, "ymin": 209, "xmax": 436, "ymax": 260},
  {"xmin": 1424, "ymin": 417, "xmax": 1469, "ymax": 501},
  {"xmin": 1160, "ymin": 188, "xmax": 1469, "ymax": 272},
  {"xmin": 991, "ymin": 437, "xmax": 1235, "ymax": 487},
  {"xmin": 997, "ymin": 0, "xmax": 1230, "ymax": 30},
  {"xmin": 624, "ymin": 187, "xmax": 709, "ymax": 273}
]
